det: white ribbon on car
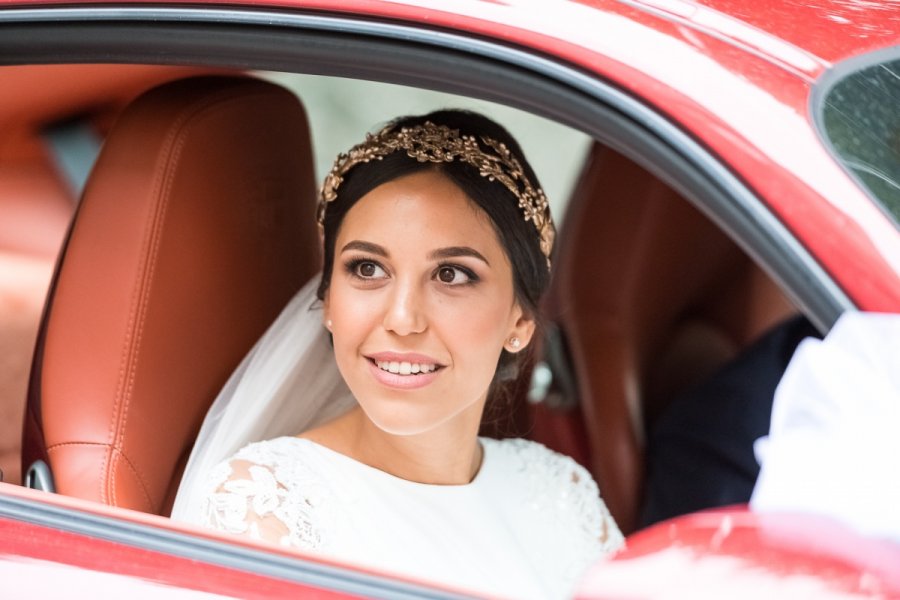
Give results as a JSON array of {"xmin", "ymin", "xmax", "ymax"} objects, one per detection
[{"xmin": 751, "ymin": 311, "xmax": 900, "ymax": 543}]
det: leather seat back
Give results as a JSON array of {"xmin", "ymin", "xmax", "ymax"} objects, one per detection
[
  {"xmin": 1, "ymin": 65, "xmax": 215, "ymax": 486},
  {"xmin": 541, "ymin": 144, "xmax": 793, "ymax": 533},
  {"xmin": 23, "ymin": 76, "xmax": 320, "ymax": 514}
]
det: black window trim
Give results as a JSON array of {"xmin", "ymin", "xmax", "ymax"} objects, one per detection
[{"xmin": 0, "ymin": 3, "xmax": 853, "ymax": 586}]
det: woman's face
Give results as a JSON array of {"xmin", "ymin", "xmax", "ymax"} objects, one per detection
[{"xmin": 324, "ymin": 170, "xmax": 534, "ymax": 436}]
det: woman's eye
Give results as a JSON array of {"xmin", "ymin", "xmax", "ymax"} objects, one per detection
[
  {"xmin": 436, "ymin": 266, "xmax": 473, "ymax": 285},
  {"xmin": 352, "ymin": 261, "xmax": 386, "ymax": 279}
]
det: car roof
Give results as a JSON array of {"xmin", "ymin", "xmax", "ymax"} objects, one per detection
[
  {"xmin": 5, "ymin": 0, "xmax": 895, "ymax": 71},
  {"xmin": 151, "ymin": 0, "xmax": 900, "ymax": 73},
  {"xmin": 630, "ymin": 0, "xmax": 900, "ymax": 65}
]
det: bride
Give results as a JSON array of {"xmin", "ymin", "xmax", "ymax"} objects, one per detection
[{"xmin": 172, "ymin": 109, "xmax": 623, "ymax": 599}]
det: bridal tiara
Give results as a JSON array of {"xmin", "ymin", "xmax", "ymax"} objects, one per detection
[{"xmin": 317, "ymin": 121, "xmax": 555, "ymax": 265}]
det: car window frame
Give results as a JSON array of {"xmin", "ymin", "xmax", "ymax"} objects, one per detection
[
  {"xmin": 0, "ymin": 485, "xmax": 470, "ymax": 599},
  {"xmin": 0, "ymin": 3, "xmax": 856, "ymax": 587}
]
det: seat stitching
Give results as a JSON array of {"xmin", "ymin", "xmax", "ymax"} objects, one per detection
[
  {"xmin": 47, "ymin": 441, "xmax": 110, "ymax": 450},
  {"xmin": 104, "ymin": 85, "xmax": 278, "ymax": 509},
  {"xmin": 104, "ymin": 98, "xmax": 191, "ymax": 506},
  {"xmin": 111, "ymin": 448, "xmax": 154, "ymax": 512},
  {"xmin": 110, "ymin": 130, "xmax": 184, "ymax": 506},
  {"xmin": 47, "ymin": 443, "xmax": 154, "ymax": 511}
]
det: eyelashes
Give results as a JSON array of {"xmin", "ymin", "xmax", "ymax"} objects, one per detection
[
  {"xmin": 342, "ymin": 258, "xmax": 480, "ymax": 286},
  {"xmin": 435, "ymin": 264, "xmax": 479, "ymax": 286},
  {"xmin": 345, "ymin": 258, "xmax": 387, "ymax": 280}
]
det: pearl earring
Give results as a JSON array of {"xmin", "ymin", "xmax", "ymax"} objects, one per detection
[
  {"xmin": 508, "ymin": 336, "xmax": 521, "ymax": 350},
  {"xmin": 326, "ymin": 319, "xmax": 333, "ymax": 330}
]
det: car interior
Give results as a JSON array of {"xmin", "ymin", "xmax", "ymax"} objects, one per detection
[{"xmin": 1, "ymin": 65, "xmax": 800, "ymax": 540}]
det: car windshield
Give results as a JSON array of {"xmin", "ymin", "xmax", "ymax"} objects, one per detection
[{"xmin": 817, "ymin": 53, "xmax": 900, "ymax": 227}]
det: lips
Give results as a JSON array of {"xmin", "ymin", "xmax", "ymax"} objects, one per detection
[{"xmin": 365, "ymin": 352, "xmax": 445, "ymax": 389}]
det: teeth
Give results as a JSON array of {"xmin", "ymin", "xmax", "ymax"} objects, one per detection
[{"xmin": 375, "ymin": 360, "xmax": 437, "ymax": 375}]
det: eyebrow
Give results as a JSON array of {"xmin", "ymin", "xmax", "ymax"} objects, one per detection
[
  {"xmin": 429, "ymin": 246, "xmax": 490, "ymax": 266},
  {"xmin": 341, "ymin": 241, "xmax": 490, "ymax": 266},
  {"xmin": 340, "ymin": 240, "xmax": 389, "ymax": 257}
]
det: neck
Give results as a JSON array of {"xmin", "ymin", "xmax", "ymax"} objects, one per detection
[{"xmin": 315, "ymin": 403, "xmax": 485, "ymax": 485}]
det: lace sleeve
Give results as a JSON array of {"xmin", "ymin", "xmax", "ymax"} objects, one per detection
[
  {"xmin": 503, "ymin": 438, "xmax": 625, "ymax": 557},
  {"xmin": 564, "ymin": 457, "xmax": 625, "ymax": 556},
  {"xmin": 198, "ymin": 442, "xmax": 331, "ymax": 551}
]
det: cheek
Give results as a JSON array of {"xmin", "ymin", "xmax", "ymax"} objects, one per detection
[
  {"xmin": 327, "ymin": 284, "xmax": 379, "ymax": 353},
  {"xmin": 433, "ymin": 293, "xmax": 511, "ymax": 358}
]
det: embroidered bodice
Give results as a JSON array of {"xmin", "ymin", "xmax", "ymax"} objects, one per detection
[{"xmin": 199, "ymin": 436, "xmax": 624, "ymax": 599}]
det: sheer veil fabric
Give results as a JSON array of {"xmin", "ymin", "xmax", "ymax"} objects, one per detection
[{"xmin": 171, "ymin": 275, "xmax": 356, "ymax": 523}]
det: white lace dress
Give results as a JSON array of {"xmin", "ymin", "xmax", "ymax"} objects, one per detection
[{"xmin": 199, "ymin": 436, "xmax": 624, "ymax": 599}]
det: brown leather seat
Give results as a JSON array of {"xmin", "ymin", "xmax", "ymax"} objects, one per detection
[
  {"xmin": 0, "ymin": 65, "xmax": 231, "ymax": 486},
  {"xmin": 22, "ymin": 76, "xmax": 320, "ymax": 515},
  {"xmin": 539, "ymin": 144, "xmax": 793, "ymax": 534}
]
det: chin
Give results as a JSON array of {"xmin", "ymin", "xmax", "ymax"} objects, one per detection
[
  {"xmin": 343, "ymin": 367, "xmax": 489, "ymax": 437},
  {"xmin": 353, "ymin": 390, "xmax": 473, "ymax": 437},
  {"xmin": 360, "ymin": 403, "xmax": 447, "ymax": 437}
]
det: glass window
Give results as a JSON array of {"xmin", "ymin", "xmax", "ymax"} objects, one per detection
[{"xmin": 818, "ymin": 55, "xmax": 900, "ymax": 226}]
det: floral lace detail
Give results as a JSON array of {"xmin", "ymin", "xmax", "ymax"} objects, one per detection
[
  {"xmin": 487, "ymin": 438, "xmax": 625, "ymax": 581},
  {"xmin": 199, "ymin": 434, "xmax": 623, "ymax": 587},
  {"xmin": 200, "ymin": 438, "xmax": 335, "ymax": 550}
]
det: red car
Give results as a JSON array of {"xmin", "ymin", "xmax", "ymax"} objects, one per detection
[{"xmin": 0, "ymin": 0, "xmax": 898, "ymax": 597}]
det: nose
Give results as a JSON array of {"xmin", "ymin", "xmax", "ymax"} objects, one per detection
[{"xmin": 382, "ymin": 280, "xmax": 427, "ymax": 336}]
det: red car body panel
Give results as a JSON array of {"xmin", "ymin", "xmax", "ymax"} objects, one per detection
[
  {"xmin": 4, "ymin": 483, "xmax": 899, "ymax": 598},
  {"xmin": 0, "ymin": 0, "xmax": 897, "ymax": 597},
  {"xmin": 0, "ymin": 483, "xmax": 345, "ymax": 598},
  {"xmin": 0, "ymin": 517, "xmax": 350, "ymax": 599},
  {"xmin": 0, "ymin": 483, "xmax": 470, "ymax": 598},
  {"xmin": 578, "ymin": 508, "xmax": 900, "ymax": 598},
  {"xmin": 693, "ymin": 0, "xmax": 900, "ymax": 64}
]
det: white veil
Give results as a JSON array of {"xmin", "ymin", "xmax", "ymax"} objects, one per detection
[{"xmin": 171, "ymin": 274, "xmax": 356, "ymax": 523}]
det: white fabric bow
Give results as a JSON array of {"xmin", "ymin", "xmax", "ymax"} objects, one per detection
[{"xmin": 751, "ymin": 311, "xmax": 900, "ymax": 543}]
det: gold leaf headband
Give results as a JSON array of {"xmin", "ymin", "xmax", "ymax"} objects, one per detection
[{"xmin": 318, "ymin": 121, "xmax": 555, "ymax": 266}]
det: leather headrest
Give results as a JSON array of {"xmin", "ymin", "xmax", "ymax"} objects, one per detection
[{"xmin": 29, "ymin": 76, "xmax": 319, "ymax": 513}]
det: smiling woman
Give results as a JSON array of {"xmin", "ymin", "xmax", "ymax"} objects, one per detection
[
  {"xmin": 173, "ymin": 109, "xmax": 623, "ymax": 599},
  {"xmin": 325, "ymin": 170, "xmax": 524, "ymax": 439}
]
